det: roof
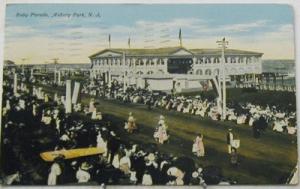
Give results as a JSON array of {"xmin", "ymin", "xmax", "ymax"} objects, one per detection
[
  {"xmin": 4, "ymin": 60, "xmax": 15, "ymax": 65},
  {"xmin": 89, "ymin": 47, "xmax": 189, "ymax": 58},
  {"xmin": 189, "ymin": 49, "xmax": 263, "ymax": 56},
  {"xmin": 89, "ymin": 46, "xmax": 263, "ymax": 58}
]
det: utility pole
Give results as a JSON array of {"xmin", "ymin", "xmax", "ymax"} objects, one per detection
[
  {"xmin": 217, "ymin": 37, "xmax": 228, "ymax": 120},
  {"xmin": 52, "ymin": 58, "xmax": 59, "ymax": 83},
  {"xmin": 123, "ymin": 52, "xmax": 127, "ymax": 93},
  {"xmin": 21, "ymin": 58, "xmax": 27, "ymax": 74}
]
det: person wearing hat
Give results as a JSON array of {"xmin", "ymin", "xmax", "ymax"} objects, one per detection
[
  {"xmin": 107, "ymin": 131, "xmax": 121, "ymax": 164},
  {"xmin": 76, "ymin": 162, "xmax": 92, "ymax": 183},
  {"xmin": 166, "ymin": 167, "xmax": 185, "ymax": 185},
  {"xmin": 227, "ymin": 129, "xmax": 234, "ymax": 154},
  {"xmin": 127, "ymin": 112, "xmax": 137, "ymax": 133},
  {"xmin": 192, "ymin": 133, "xmax": 205, "ymax": 157},
  {"xmin": 154, "ymin": 122, "xmax": 169, "ymax": 144},
  {"xmin": 96, "ymin": 131, "xmax": 108, "ymax": 156},
  {"xmin": 190, "ymin": 171, "xmax": 200, "ymax": 185},
  {"xmin": 158, "ymin": 115, "xmax": 165, "ymax": 125}
]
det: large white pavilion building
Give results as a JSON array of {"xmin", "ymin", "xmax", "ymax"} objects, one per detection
[{"xmin": 89, "ymin": 46, "xmax": 263, "ymax": 92}]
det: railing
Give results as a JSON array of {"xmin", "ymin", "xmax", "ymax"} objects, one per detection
[{"xmin": 235, "ymin": 83, "xmax": 296, "ymax": 92}]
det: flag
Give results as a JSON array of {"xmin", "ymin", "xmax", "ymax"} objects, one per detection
[{"xmin": 128, "ymin": 37, "xmax": 131, "ymax": 48}]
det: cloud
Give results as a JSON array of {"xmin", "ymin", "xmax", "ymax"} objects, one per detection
[
  {"xmin": 4, "ymin": 17, "xmax": 294, "ymax": 63},
  {"xmin": 218, "ymin": 20, "xmax": 268, "ymax": 32}
]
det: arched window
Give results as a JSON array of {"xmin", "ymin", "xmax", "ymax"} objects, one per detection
[
  {"xmin": 205, "ymin": 69, "xmax": 212, "ymax": 75},
  {"xmin": 213, "ymin": 69, "xmax": 220, "ymax": 75},
  {"xmin": 204, "ymin": 57, "xmax": 210, "ymax": 64},
  {"xmin": 135, "ymin": 59, "xmax": 140, "ymax": 66},
  {"xmin": 213, "ymin": 57, "xmax": 220, "ymax": 63},
  {"xmin": 140, "ymin": 60, "xmax": 144, "ymax": 66},
  {"xmin": 136, "ymin": 71, "xmax": 144, "ymax": 75},
  {"xmin": 230, "ymin": 57, "xmax": 236, "ymax": 63},
  {"xmin": 238, "ymin": 57, "xmax": 243, "ymax": 63},
  {"xmin": 196, "ymin": 69, "xmax": 203, "ymax": 75},
  {"xmin": 146, "ymin": 59, "xmax": 150, "ymax": 66}
]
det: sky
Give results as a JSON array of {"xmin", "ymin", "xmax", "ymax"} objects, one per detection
[{"xmin": 4, "ymin": 4, "xmax": 295, "ymax": 64}]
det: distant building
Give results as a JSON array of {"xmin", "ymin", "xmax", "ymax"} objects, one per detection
[
  {"xmin": 4, "ymin": 60, "xmax": 16, "ymax": 68},
  {"xmin": 89, "ymin": 46, "xmax": 263, "ymax": 92}
]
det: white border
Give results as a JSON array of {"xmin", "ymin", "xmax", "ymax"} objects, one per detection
[{"xmin": 0, "ymin": 0, "xmax": 299, "ymax": 189}]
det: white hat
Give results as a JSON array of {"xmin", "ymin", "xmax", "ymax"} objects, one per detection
[
  {"xmin": 80, "ymin": 162, "xmax": 92, "ymax": 170},
  {"xmin": 147, "ymin": 153, "xmax": 155, "ymax": 161},
  {"xmin": 110, "ymin": 131, "xmax": 116, "ymax": 136},
  {"xmin": 192, "ymin": 171, "xmax": 199, "ymax": 178}
]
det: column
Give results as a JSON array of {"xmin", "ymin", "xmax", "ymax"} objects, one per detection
[
  {"xmin": 54, "ymin": 70, "xmax": 57, "ymax": 83},
  {"xmin": 58, "ymin": 71, "xmax": 61, "ymax": 85},
  {"xmin": 72, "ymin": 82, "xmax": 80, "ymax": 104},
  {"xmin": 163, "ymin": 58, "xmax": 168, "ymax": 73},
  {"xmin": 13, "ymin": 73, "xmax": 17, "ymax": 95},
  {"xmin": 65, "ymin": 80, "xmax": 72, "ymax": 113}
]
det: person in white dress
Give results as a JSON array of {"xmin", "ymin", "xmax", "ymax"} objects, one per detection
[
  {"xmin": 47, "ymin": 160, "xmax": 62, "ymax": 185},
  {"xmin": 142, "ymin": 170, "xmax": 153, "ymax": 185},
  {"xmin": 96, "ymin": 132, "xmax": 107, "ymax": 157},
  {"xmin": 154, "ymin": 123, "xmax": 169, "ymax": 144},
  {"xmin": 167, "ymin": 167, "xmax": 185, "ymax": 185},
  {"xmin": 127, "ymin": 112, "xmax": 137, "ymax": 133},
  {"xmin": 88, "ymin": 98, "xmax": 95, "ymax": 113},
  {"xmin": 227, "ymin": 129, "xmax": 234, "ymax": 154},
  {"xmin": 192, "ymin": 134, "xmax": 205, "ymax": 157},
  {"xmin": 119, "ymin": 154, "xmax": 131, "ymax": 174},
  {"xmin": 76, "ymin": 162, "xmax": 91, "ymax": 183}
]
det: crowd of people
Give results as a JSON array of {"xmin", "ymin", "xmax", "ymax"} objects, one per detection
[
  {"xmin": 1, "ymin": 69, "xmax": 296, "ymax": 186},
  {"xmin": 79, "ymin": 75, "xmax": 297, "ymax": 138},
  {"xmin": 1, "ymin": 71, "xmax": 237, "ymax": 186}
]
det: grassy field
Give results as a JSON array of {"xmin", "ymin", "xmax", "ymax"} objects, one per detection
[{"xmin": 35, "ymin": 84, "xmax": 298, "ymax": 184}]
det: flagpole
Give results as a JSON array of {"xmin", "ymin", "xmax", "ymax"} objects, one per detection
[
  {"xmin": 109, "ymin": 34, "xmax": 111, "ymax": 49},
  {"xmin": 179, "ymin": 28, "xmax": 182, "ymax": 47}
]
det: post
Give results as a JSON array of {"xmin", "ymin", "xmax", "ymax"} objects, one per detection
[
  {"xmin": 13, "ymin": 73, "xmax": 18, "ymax": 95},
  {"xmin": 58, "ymin": 71, "xmax": 61, "ymax": 85},
  {"xmin": 107, "ymin": 71, "xmax": 111, "ymax": 88},
  {"xmin": 218, "ymin": 76, "xmax": 222, "ymax": 113},
  {"xmin": 123, "ymin": 52, "xmax": 127, "ymax": 93},
  {"xmin": 65, "ymin": 80, "xmax": 72, "ymax": 113},
  {"xmin": 217, "ymin": 38, "xmax": 228, "ymax": 120},
  {"xmin": 221, "ymin": 43, "xmax": 226, "ymax": 120},
  {"xmin": 72, "ymin": 82, "xmax": 80, "ymax": 104},
  {"xmin": 54, "ymin": 70, "xmax": 57, "ymax": 83},
  {"xmin": 90, "ymin": 69, "xmax": 93, "ymax": 80}
]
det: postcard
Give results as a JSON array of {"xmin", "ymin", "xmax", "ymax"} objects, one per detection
[{"xmin": 1, "ymin": 2, "xmax": 298, "ymax": 187}]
